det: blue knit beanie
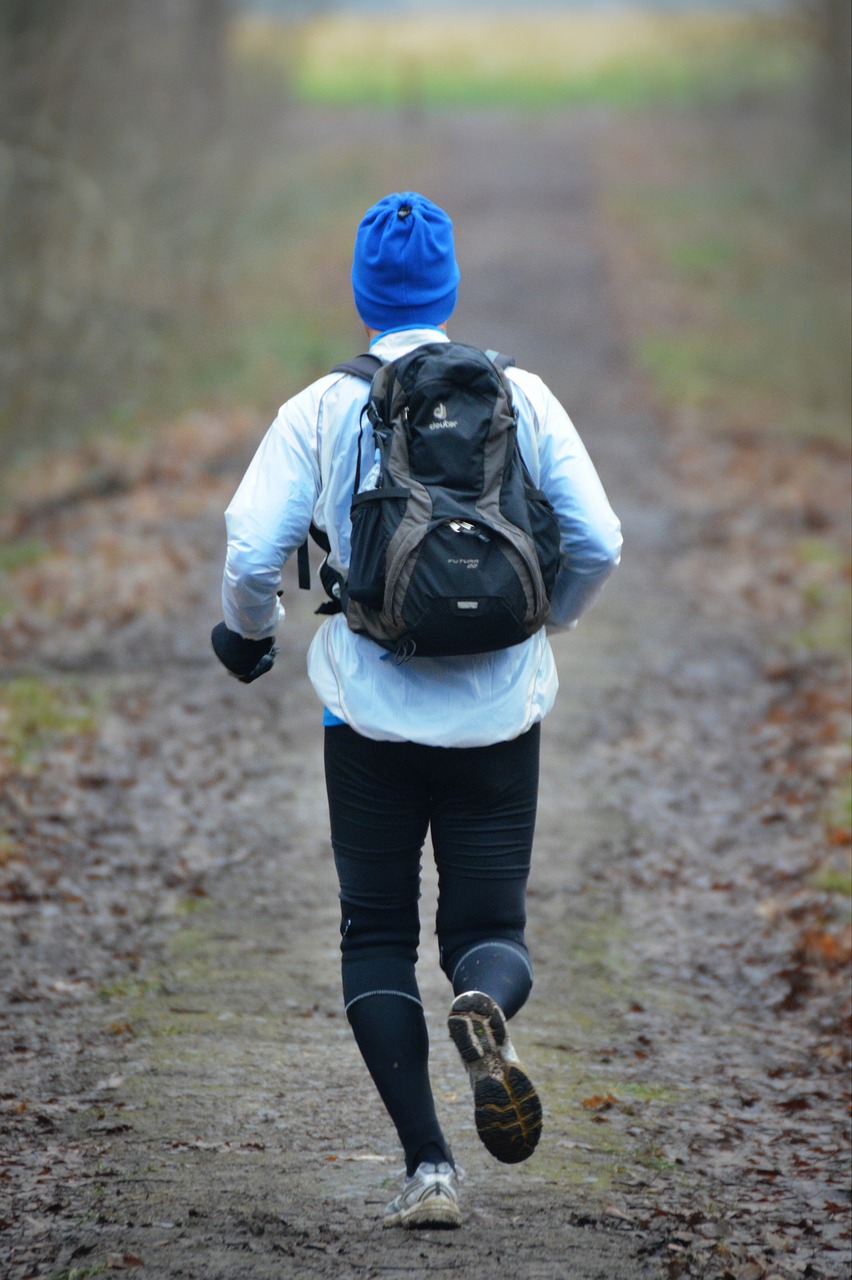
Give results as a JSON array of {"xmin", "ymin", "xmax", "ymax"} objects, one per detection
[{"xmin": 351, "ymin": 191, "xmax": 460, "ymax": 331}]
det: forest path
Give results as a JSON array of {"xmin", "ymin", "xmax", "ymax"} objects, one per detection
[{"xmin": 2, "ymin": 109, "xmax": 846, "ymax": 1280}]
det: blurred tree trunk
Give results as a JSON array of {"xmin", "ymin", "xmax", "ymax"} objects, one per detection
[
  {"xmin": 801, "ymin": 0, "xmax": 852, "ymax": 144},
  {"xmin": 0, "ymin": 0, "xmax": 231, "ymax": 450}
]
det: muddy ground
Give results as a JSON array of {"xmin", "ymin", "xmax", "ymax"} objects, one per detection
[{"xmin": 1, "ymin": 110, "xmax": 849, "ymax": 1280}]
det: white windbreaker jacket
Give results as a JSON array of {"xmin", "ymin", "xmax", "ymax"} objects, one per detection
[{"xmin": 222, "ymin": 327, "xmax": 622, "ymax": 747}]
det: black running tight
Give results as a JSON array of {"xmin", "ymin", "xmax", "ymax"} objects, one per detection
[{"xmin": 323, "ymin": 722, "xmax": 540, "ymax": 1171}]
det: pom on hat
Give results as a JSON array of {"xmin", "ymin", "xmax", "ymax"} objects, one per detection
[{"xmin": 351, "ymin": 191, "xmax": 460, "ymax": 332}]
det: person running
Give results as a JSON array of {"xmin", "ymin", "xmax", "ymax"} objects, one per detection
[{"xmin": 212, "ymin": 191, "xmax": 622, "ymax": 1229}]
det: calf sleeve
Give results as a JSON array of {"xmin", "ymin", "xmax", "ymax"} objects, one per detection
[
  {"xmin": 447, "ymin": 938, "xmax": 533, "ymax": 1021},
  {"xmin": 345, "ymin": 991, "xmax": 451, "ymax": 1175}
]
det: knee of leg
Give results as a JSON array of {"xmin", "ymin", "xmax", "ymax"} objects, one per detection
[{"xmin": 339, "ymin": 899, "xmax": 420, "ymax": 959}]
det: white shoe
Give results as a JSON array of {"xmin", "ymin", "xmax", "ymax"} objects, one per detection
[{"xmin": 382, "ymin": 1161, "xmax": 462, "ymax": 1230}]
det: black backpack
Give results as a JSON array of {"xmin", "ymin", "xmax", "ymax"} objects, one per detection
[{"xmin": 301, "ymin": 341, "xmax": 561, "ymax": 659}]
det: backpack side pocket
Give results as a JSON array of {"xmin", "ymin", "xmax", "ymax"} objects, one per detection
[
  {"xmin": 348, "ymin": 486, "xmax": 410, "ymax": 610},
  {"xmin": 526, "ymin": 487, "xmax": 562, "ymax": 598}
]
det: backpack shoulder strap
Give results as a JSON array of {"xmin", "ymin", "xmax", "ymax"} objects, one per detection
[
  {"xmin": 335, "ymin": 348, "xmax": 512, "ymax": 376},
  {"xmin": 297, "ymin": 522, "xmax": 332, "ymax": 590},
  {"xmin": 484, "ymin": 349, "xmax": 516, "ymax": 371},
  {"xmin": 298, "ymin": 355, "xmax": 383, "ymax": 591},
  {"xmin": 329, "ymin": 353, "xmax": 383, "ymax": 381}
]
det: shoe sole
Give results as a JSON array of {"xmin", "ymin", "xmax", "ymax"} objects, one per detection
[{"xmin": 448, "ymin": 991, "xmax": 542, "ymax": 1164}]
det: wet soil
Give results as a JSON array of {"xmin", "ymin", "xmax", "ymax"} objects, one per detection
[{"xmin": 1, "ymin": 109, "xmax": 849, "ymax": 1280}]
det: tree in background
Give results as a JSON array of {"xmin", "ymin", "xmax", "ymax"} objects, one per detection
[
  {"xmin": 0, "ymin": 0, "xmax": 847, "ymax": 456},
  {"xmin": 0, "ymin": 0, "xmax": 229, "ymax": 450},
  {"xmin": 805, "ymin": 0, "xmax": 851, "ymax": 144}
]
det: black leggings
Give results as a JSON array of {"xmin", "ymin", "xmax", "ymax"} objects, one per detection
[{"xmin": 324, "ymin": 722, "xmax": 540, "ymax": 1170}]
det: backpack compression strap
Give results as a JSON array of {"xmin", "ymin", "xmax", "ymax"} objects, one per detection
[{"xmin": 296, "ymin": 354, "xmax": 383, "ymax": 590}]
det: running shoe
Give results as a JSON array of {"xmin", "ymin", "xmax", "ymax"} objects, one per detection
[
  {"xmin": 382, "ymin": 1161, "xmax": 462, "ymax": 1229},
  {"xmin": 448, "ymin": 990, "xmax": 542, "ymax": 1164}
]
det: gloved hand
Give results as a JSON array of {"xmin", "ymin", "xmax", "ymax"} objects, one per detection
[
  {"xmin": 211, "ymin": 622, "xmax": 277, "ymax": 684},
  {"xmin": 316, "ymin": 555, "xmax": 344, "ymax": 616}
]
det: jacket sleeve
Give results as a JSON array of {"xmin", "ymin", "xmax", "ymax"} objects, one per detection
[
  {"xmin": 221, "ymin": 389, "xmax": 322, "ymax": 640},
  {"xmin": 522, "ymin": 374, "xmax": 622, "ymax": 629}
]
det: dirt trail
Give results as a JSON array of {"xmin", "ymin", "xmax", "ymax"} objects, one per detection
[{"xmin": 2, "ymin": 110, "xmax": 848, "ymax": 1280}]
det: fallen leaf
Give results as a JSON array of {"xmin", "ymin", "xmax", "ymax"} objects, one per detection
[
  {"xmin": 775, "ymin": 1097, "xmax": 811, "ymax": 1114},
  {"xmin": 336, "ymin": 1153, "xmax": 390, "ymax": 1162},
  {"xmin": 798, "ymin": 927, "xmax": 852, "ymax": 967},
  {"xmin": 581, "ymin": 1093, "xmax": 620, "ymax": 1111}
]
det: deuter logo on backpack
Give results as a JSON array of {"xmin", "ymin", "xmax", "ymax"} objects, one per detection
[
  {"xmin": 343, "ymin": 342, "xmax": 562, "ymax": 660},
  {"xmin": 429, "ymin": 402, "xmax": 457, "ymax": 430}
]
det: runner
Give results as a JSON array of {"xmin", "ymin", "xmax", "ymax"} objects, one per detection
[{"xmin": 212, "ymin": 191, "xmax": 622, "ymax": 1228}]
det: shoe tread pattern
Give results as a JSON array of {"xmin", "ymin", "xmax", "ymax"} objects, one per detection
[
  {"xmin": 473, "ymin": 1065, "xmax": 542, "ymax": 1164},
  {"xmin": 448, "ymin": 991, "xmax": 542, "ymax": 1164}
]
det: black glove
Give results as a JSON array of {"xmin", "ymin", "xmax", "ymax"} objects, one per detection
[
  {"xmin": 317, "ymin": 555, "xmax": 344, "ymax": 616},
  {"xmin": 211, "ymin": 622, "xmax": 276, "ymax": 684}
]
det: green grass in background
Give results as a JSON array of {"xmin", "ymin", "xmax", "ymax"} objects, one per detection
[
  {"xmin": 0, "ymin": 676, "xmax": 95, "ymax": 769},
  {"xmin": 615, "ymin": 142, "xmax": 851, "ymax": 447},
  {"xmin": 232, "ymin": 11, "xmax": 808, "ymax": 109},
  {"xmin": 599, "ymin": 94, "xmax": 850, "ymax": 675},
  {"xmin": 203, "ymin": 8, "xmax": 816, "ymax": 426},
  {"xmin": 598, "ymin": 93, "xmax": 850, "ymax": 855},
  {"xmin": 3, "ymin": 8, "xmax": 816, "ymax": 466}
]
